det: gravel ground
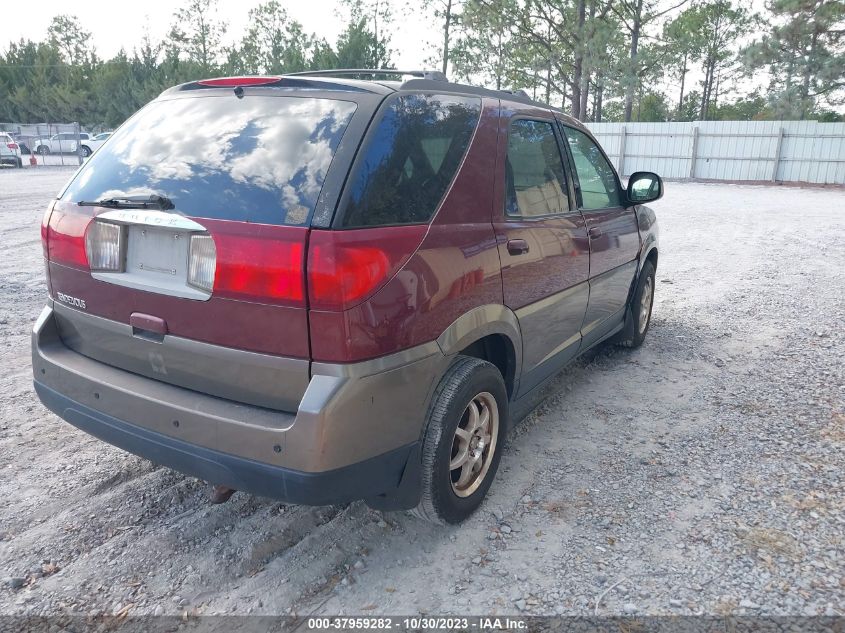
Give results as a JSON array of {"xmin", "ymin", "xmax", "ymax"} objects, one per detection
[{"xmin": 0, "ymin": 168, "xmax": 843, "ymax": 618}]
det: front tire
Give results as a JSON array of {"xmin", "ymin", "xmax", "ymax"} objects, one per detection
[
  {"xmin": 80, "ymin": 145, "xmax": 91, "ymax": 157},
  {"xmin": 617, "ymin": 259, "xmax": 655, "ymax": 348},
  {"xmin": 411, "ymin": 356, "xmax": 507, "ymax": 525}
]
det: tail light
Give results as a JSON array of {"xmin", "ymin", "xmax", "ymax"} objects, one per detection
[
  {"xmin": 85, "ymin": 221, "xmax": 124, "ymax": 271},
  {"xmin": 41, "ymin": 201, "xmax": 56, "ymax": 294},
  {"xmin": 206, "ymin": 222, "xmax": 307, "ymax": 306},
  {"xmin": 46, "ymin": 205, "xmax": 91, "ymax": 270},
  {"xmin": 7, "ymin": 142, "xmax": 18, "ymax": 150},
  {"xmin": 188, "ymin": 234, "xmax": 216, "ymax": 292},
  {"xmin": 197, "ymin": 76, "xmax": 282, "ymax": 87},
  {"xmin": 307, "ymin": 225, "xmax": 428, "ymax": 311},
  {"xmin": 40, "ymin": 201, "xmax": 55, "ymax": 259}
]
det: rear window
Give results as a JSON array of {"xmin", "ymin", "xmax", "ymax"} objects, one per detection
[
  {"xmin": 62, "ymin": 96, "xmax": 357, "ymax": 226},
  {"xmin": 339, "ymin": 94, "xmax": 481, "ymax": 227}
]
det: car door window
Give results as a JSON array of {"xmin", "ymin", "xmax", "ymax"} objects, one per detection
[
  {"xmin": 562, "ymin": 126, "xmax": 621, "ymax": 210},
  {"xmin": 505, "ymin": 119, "xmax": 571, "ymax": 218}
]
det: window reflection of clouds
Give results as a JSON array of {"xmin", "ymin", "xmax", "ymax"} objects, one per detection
[
  {"xmin": 64, "ymin": 96, "xmax": 356, "ymax": 226},
  {"xmin": 76, "ymin": 164, "xmax": 95, "ymax": 189}
]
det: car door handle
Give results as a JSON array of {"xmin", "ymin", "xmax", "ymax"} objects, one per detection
[
  {"xmin": 588, "ymin": 227, "xmax": 603, "ymax": 239},
  {"xmin": 506, "ymin": 239, "xmax": 529, "ymax": 255}
]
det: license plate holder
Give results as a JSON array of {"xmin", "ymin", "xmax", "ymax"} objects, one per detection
[{"xmin": 127, "ymin": 226, "xmax": 186, "ymax": 279}]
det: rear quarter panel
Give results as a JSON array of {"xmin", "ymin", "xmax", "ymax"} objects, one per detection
[{"xmin": 309, "ymin": 97, "xmax": 504, "ymax": 363}]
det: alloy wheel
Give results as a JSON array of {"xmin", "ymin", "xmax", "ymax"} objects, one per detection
[
  {"xmin": 638, "ymin": 275, "xmax": 654, "ymax": 334},
  {"xmin": 450, "ymin": 391, "xmax": 499, "ymax": 498}
]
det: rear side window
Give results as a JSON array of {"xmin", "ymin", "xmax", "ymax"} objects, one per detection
[
  {"xmin": 505, "ymin": 119, "xmax": 571, "ymax": 218},
  {"xmin": 339, "ymin": 94, "xmax": 481, "ymax": 228},
  {"xmin": 62, "ymin": 96, "xmax": 357, "ymax": 226}
]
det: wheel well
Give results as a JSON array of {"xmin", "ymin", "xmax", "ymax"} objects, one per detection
[{"xmin": 458, "ymin": 334, "xmax": 515, "ymax": 398}]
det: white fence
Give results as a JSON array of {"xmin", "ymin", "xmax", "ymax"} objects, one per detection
[{"xmin": 586, "ymin": 120, "xmax": 845, "ymax": 185}]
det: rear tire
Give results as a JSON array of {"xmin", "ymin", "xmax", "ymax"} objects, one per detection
[
  {"xmin": 37, "ymin": 145, "xmax": 50, "ymax": 155},
  {"xmin": 616, "ymin": 259, "xmax": 655, "ymax": 348},
  {"xmin": 80, "ymin": 146, "xmax": 91, "ymax": 157},
  {"xmin": 411, "ymin": 356, "xmax": 507, "ymax": 525}
]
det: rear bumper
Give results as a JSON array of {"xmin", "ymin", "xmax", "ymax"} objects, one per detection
[
  {"xmin": 34, "ymin": 380, "xmax": 417, "ymax": 506},
  {"xmin": 32, "ymin": 304, "xmax": 447, "ymax": 508}
]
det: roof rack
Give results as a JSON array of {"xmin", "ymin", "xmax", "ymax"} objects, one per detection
[
  {"xmin": 286, "ymin": 68, "xmax": 448, "ymax": 82},
  {"xmin": 282, "ymin": 69, "xmax": 574, "ymax": 120}
]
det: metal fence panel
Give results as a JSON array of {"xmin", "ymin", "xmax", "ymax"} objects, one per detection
[{"xmin": 587, "ymin": 120, "xmax": 845, "ymax": 185}]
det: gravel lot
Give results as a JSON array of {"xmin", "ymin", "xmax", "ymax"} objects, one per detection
[{"xmin": 1, "ymin": 168, "xmax": 843, "ymax": 618}]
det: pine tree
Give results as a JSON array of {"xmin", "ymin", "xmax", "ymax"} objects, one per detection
[
  {"xmin": 168, "ymin": 0, "xmax": 227, "ymax": 75},
  {"xmin": 745, "ymin": 0, "xmax": 844, "ymax": 118}
]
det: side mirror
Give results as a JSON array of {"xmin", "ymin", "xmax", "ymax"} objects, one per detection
[{"xmin": 627, "ymin": 171, "xmax": 663, "ymax": 205}]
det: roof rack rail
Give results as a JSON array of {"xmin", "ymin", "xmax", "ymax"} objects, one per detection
[
  {"xmin": 501, "ymin": 89, "xmax": 531, "ymax": 99},
  {"xmin": 286, "ymin": 68, "xmax": 448, "ymax": 82}
]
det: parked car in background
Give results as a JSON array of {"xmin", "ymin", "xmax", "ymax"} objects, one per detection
[
  {"xmin": 33, "ymin": 70, "xmax": 662, "ymax": 524},
  {"xmin": 8, "ymin": 133, "xmax": 31, "ymax": 156},
  {"xmin": 34, "ymin": 132, "xmax": 88, "ymax": 155},
  {"xmin": 0, "ymin": 132, "xmax": 22, "ymax": 167},
  {"xmin": 81, "ymin": 132, "xmax": 113, "ymax": 157}
]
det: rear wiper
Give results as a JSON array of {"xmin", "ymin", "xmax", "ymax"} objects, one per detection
[{"xmin": 77, "ymin": 194, "xmax": 174, "ymax": 211}]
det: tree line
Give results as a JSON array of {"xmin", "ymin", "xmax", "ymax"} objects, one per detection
[
  {"xmin": 446, "ymin": 0, "xmax": 843, "ymax": 122},
  {"xmin": 0, "ymin": 0, "xmax": 842, "ymax": 129}
]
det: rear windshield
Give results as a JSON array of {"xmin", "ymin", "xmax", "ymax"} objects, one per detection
[
  {"xmin": 339, "ymin": 94, "xmax": 481, "ymax": 227},
  {"xmin": 62, "ymin": 95, "xmax": 357, "ymax": 226}
]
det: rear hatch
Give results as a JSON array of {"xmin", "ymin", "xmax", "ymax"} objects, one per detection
[{"xmin": 43, "ymin": 82, "xmax": 374, "ymax": 411}]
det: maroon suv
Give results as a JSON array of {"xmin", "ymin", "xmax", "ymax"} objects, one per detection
[{"xmin": 32, "ymin": 71, "xmax": 662, "ymax": 524}]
